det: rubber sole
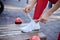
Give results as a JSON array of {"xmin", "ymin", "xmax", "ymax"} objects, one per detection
[{"xmin": 21, "ymin": 29, "xmax": 39, "ymax": 33}]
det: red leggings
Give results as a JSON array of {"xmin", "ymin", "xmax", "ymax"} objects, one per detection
[{"xmin": 33, "ymin": 0, "xmax": 58, "ymax": 20}]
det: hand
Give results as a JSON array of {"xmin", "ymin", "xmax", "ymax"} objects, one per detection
[
  {"xmin": 34, "ymin": 13, "xmax": 49, "ymax": 23},
  {"xmin": 24, "ymin": 5, "xmax": 33, "ymax": 13},
  {"xmin": 39, "ymin": 13, "xmax": 48, "ymax": 23},
  {"xmin": 34, "ymin": 15, "xmax": 48, "ymax": 23},
  {"xmin": 33, "ymin": 16, "xmax": 48, "ymax": 23},
  {"xmin": 40, "ymin": 17, "xmax": 47, "ymax": 24}
]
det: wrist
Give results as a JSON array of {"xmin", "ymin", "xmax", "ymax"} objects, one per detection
[
  {"xmin": 30, "ymin": 4, "xmax": 34, "ymax": 7},
  {"xmin": 28, "ymin": 4, "xmax": 34, "ymax": 9}
]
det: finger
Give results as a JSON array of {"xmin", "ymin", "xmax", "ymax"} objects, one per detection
[
  {"xmin": 40, "ymin": 19, "xmax": 47, "ymax": 23},
  {"xmin": 24, "ymin": 7, "xmax": 28, "ymax": 13},
  {"xmin": 25, "ymin": 8, "xmax": 30, "ymax": 13},
  {"xmin": 34, "ymin": 19, "xmax": 39, "ymax": 23},
  {"xmin": 41, "ymin": 19, "xmax": 46, "ymax": 23}
]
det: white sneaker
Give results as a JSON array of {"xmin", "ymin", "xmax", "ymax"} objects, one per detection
[{"xmin": 20, "ymin": 21, "xmax": 40, "ymax": 33}]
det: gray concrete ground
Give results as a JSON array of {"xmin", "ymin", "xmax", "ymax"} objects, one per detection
[{"xmin": 0, "ymin": 0, "xmax": 60, "ymax": 40}]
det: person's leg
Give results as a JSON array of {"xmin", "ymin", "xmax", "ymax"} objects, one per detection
[
  {"xmin": 20, "ymin": 0, "xmax": 48, "ymax": 33},
  {"xmin": 26, "ymin": 0, "xmax": 28, "ymax": 4},
  {"xmin": 48, "ymin": 1, "xmax": 52, "ymax": 9},
  {"xmin": 33, "ymin": 0, "xmax": 48, "ymax": 20}
]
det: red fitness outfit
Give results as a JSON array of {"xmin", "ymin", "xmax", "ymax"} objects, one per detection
[{"xmin": 33, "ymin": 0, "xmax": 58, "ymax": 20}]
